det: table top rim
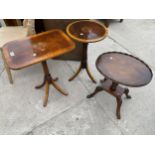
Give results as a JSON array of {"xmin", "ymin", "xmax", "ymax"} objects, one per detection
[
  {"xmin": 96, "ymin": 51, "xmax": 153, "ymax": 87},
  {"xmin": 2, "ymin": 29, "xmax": 75, "ymax": 70},
  {"xmin": 66, "ymin": 20, "xmax": 108, "ymax": 43}
]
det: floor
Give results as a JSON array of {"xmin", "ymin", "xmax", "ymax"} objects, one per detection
[{"xmin": 0, "ymin": 19, "xmax": 155, "ymax": 135}]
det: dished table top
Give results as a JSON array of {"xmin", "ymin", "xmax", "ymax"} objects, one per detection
[
  {"xmin": 66, "ymin": 20, "xmax": 108, "ymax": 43},
  {"xmin": 96, "ymin": 52, "xmax": 153, "ymax": 87},
  {"xmin": 2, "ymin": 29, "xmax": 75, "ymax": 70}
]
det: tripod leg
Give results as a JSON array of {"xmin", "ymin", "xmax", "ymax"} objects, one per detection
[
  {"xmin": 43, "ymin": 81, "xmax": 49, "ymax": 107},
  {"xmin": 124, "ymin": 88, "xmax": 131, "ymax": 99},
  {"xmin": 35, "ymin": 77, "xmax": 46, "ymax": 89},
  {"xmin": 87, "ymin": 86, "xmax": 103, "ymax": 98},
  {"xmin": 51, "ymin": 80, "xmax": 68, "ymax": 96},
  {"xmin": 86, "ymin": 67, "xmax": 96, "ymax": 83},
  {"xmin": 68, "ymin": 64, "xmax": 82, "ymax": 81},
  {"xmin": 116, "ymin": 97, "xmax": 122, "ymax": 119},
  {"xmin": 1, "ymin": 50, "xmax": 13, "ymax": 84}
]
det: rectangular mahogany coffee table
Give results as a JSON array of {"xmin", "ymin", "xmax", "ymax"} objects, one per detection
[{"xmin": 2, "ymin": 29, "xmax": 75, "ymax": 107}]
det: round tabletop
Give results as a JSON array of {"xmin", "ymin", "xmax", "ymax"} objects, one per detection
[
  {"xmin": 96, "ymin": 52, "xmax": 153, "ymax": 87},
  {"xmin": 66, "ymin": 20, "xmax": 108, "ymax": 43}
]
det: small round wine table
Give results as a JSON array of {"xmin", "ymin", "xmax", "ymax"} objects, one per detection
[
  {"xmin": 66, "ymin": 20, "xmax": 108, "ymax": 83},
  {"xmin": 87, "ymin": 52, "xmax": 153, "ymax": 119}
]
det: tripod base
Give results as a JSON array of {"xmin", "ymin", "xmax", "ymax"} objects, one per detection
[
  {"xmin": 87, "ymin": 79, "xmax": 131, "ymax": 119},
  {"xmin": 68, "ymin": 43, "xmax": 96, "ymax": 83},
  {"xmin": 36, "ymin": 61, "xmax": 68, "ymax": 107},
  {"xmin": 69, "ymin": 63, "xmax": 96, "ymax": 83}
]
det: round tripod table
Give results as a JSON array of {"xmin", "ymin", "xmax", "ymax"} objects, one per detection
[
  {"xmin": 66, "ymin": 20, "xmax": 108, "ymax": 83},
  {"xmin": 87, "ymin": 52, "xmax": 153, "ymax": 119}
]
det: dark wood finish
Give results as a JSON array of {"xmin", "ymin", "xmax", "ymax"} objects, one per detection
[
  {"xmin": 4, "ymin": 19, "xmax": 18, "ymax": 26},
  {"xmin": 39, "ymin": 19, "xmax": 85, "ymax": 61},
  {"xmin": 66, "ymin": 20, "xmax": 108, "ymax": 83},
  {"xmin": 88, "ymin": 52, "xmax": 153, "ymax": 119},
  {"xmin": 2, "ymin": 29, "xmax": 75, "ymax": 107},
  {"xmin": 96, "ymin": 52, "xmax": 153, "ymax": 87},
  {"xmin": 87, "ymin": 79, "xmax": 131, "ymax": 119},
  {"xmin": 68, "ymin": 43, "xmax": 96, "ymax": 83},
  {"xmin": 66, "ymin": 20, "xmax": 108, "ymax": 43},
  {"xmin": 2, "ymin": 29, "xmax": 75, "ymax": 70},
  {"xmin": 35, "ymin": 19, "xmax": 45, "ymax": 33},
  {"xmin": 36, "ymin": 61, "xmax": 68, "ymax": 107}
]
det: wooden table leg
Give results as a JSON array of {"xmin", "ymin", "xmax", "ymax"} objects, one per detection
[
  {"xmin": 36, "ymin": 61, "xmax": 68, "ymax": 107},
  {"xmin": 44, "ymin": 81, "xmax": 49, "ymax": 107},
  {"xmin": 124, "ymin": 88, "xmax": 131, "ymax": 99},
  {"xmin": 35, "ymin": 76, "xmax": 46, "ymax": 89},
  {"xmin": 51, "ymin": 79, "xmax": 68, "ymax": 96},
  {"xmin": 68, "ymin": 43, "xmax": 96, "ymax": 83},
  {"xmin": 86, "ymin": 67, "xmax": 96, "ymax": 83},
  {"xmin": 1, "ymin": 49, "xmax": 13, "ymax": 84},
  {"xmin": 87, "ymin": 79, "xmax": 132, "ymax": 119},
  {"xmin": 87, "ymin": 86, "xmax": 103, "ymax": 98},
  {"xmin": 116, "ymin": 96, "xmax": 122, "ymax": 119},
  {"xmin": 68, "ymin": 64, "xmax": 82, "ymax": 81}
]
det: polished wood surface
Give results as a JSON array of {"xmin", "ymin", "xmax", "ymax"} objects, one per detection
[
  {"xmin": 66, "ymin": 20, "xmax": 108, "ymax": 43},
  {"xmin": 66, "ymin": 20, "xmax": 108, "ymax": 83},
  {"xmin": 68, "ymin": 43, "xmax": 96, "ymax": 83},
  {"xmin": 0, "ymin": 26, "xmax": 28, "ymax": 84},
  {"xmin": 96, "ymin": 52, "xmax": 153, "ymax": 87},
  {"xmin": 88, "ymin": 52, "xmax": 153, "ymax": 119},
  {"xmin": 2, "ymin": 29, "xmax": 75, "ymax": 107},
  {"xmin": 87, "ymin": 78, "xmax": 131, "ymax": 119},
  {"xmin": 2, "ymin": 29, "xmax": 75, "ymax": 70},
  {"xmin": 36, "ymin": 61, "xmax": 68, "ymax": 107},
  {"xmin": 37, "ymin": 19, "xmax": 86, "ymax": 61}
]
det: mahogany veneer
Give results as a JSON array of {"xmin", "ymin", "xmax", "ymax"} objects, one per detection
[
  {"xmin": 2, "ymin": 29, "xmax": 75, "ymax": 106},
  {"xmin": 3, "ymin": 29, "xmax": 75, "ymax": 70},
  {"xmin": 66, "ymin": 20, "xmax": 108, "ymax": 83},
  {"xmin": 87, "ymin": 52, "xmax": 153, "ymax": 119}
]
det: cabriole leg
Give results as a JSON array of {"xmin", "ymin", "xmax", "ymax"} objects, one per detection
[{"xmin": 87, "ymin": 86, "xmax": 103, "ymax": 98}]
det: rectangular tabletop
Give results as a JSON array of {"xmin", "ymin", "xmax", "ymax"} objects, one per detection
[{"xmin": 2, "ymin": 29, "xmax": 75, "ymax": 70}]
